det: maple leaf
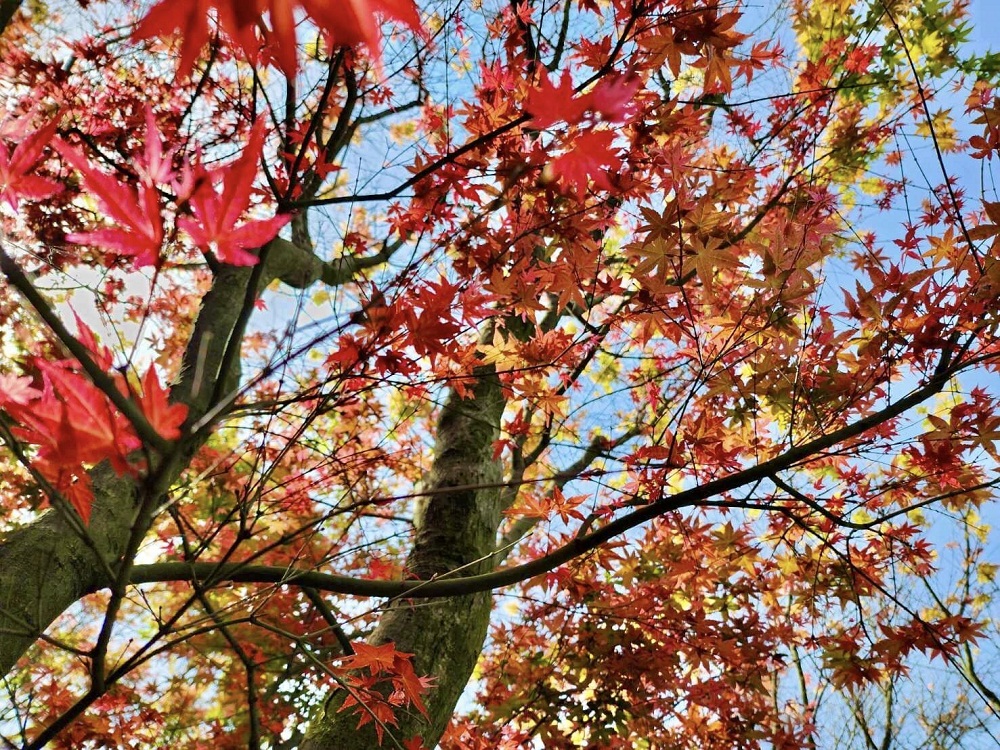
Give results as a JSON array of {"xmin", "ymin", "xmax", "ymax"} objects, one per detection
[
  {"xmin": 638, "ymin": 32, "xmax": 682, "ymax": 76},
  {"xmin": 0, "ymin": 118, "xmax": 62, "ymax": 210},
  {"xmin": 2, "ymin": 363, "xmax": 137, "ymax": 524},
  {"xmin": 59, "ymin": 471, "xmax": 96, "ymax": 524},
  {"xmin": 137, "ymin": 366, "xmax": 188, "ymax": 441},
  {"xmin": 0, "ymin": 318, "xmax": 155, "ymax": 524},
  {"xmin": 632, "ymin": 436, "xmax": 683, "ymax": 468},
  {"xmin": 548, "ymin": 129, "xmax": 621, "ymax": 198},
  {"xmin": 525, "ymin": 70, "xmax": 588, "ymax": 128},
  {"xmin": 306, "ymin": 0, "xmax": 423, "ymax": 63},
  {"xmin": 550, "ymin": 487, "xmax": 589, "ymax": 524},
  {"xmin": 35, "ymin": 462, "xmax": 96, "ymax": 524},
  {"xmin": 391, "ymin": 654, "xmax": 431, "ymax": 718},
  {"xmin": 403, "ymin": 277, "xmax": 463, "ymax": 358},
  {"xmin": 351, "ymin": 699, "xmax": 398, "ymax": 744},
  {"xmin": 589, "ymin": 75, "xmax": 642, "ymax": 122},
  {"xmin": 703, "ymin": 50, "xmax": 735, "ymax": 94},
  {"xmin": 137, "ymin": 106, "xmax": 181, "ymax": 187},
  {"xmin": 178, "ymin": 121, "xmax": 291, "ymax": 266},
  {"xmin": 968, "ymin": 200, "xmax": 1000, "ymax": 249},
  {"xmin": 24, "ymin": 361, "xmax": 139, "ymax": 471},
  {"xmin": 344, "ymin": 641, "xmax": 403, "ymax": 674},
  {"xmin": 72, "ymin": 312, "xmax": 115, "ymax": 371},
  {"xmin": 734, "ymin": 40, "xmax": 781, "ymax": 83},
  {"xmin": 682, "ymin": 235, "xmax": 743, "ymax": 295},
  {"xmin": 57, "ymin": 142, "xmax": 165, "ymax": 267},
  {"xmin": 0, "ymin": 373, "xmax": 39, "ymax": 406},
  {"xmin": 505, "ymin": 490, "xmax": 547, "ymax": 520},
  {"xmin": 132, "ymin": 0, "xmax": 214, "ymax": 80},
  {"xmin": 363, "ymin": 556, "xmax": 400, "ymax": 580},
  {"xmin": 632, "ymin": 237, "xmax": 676, "ymax": 279},
  {"xmin": 134, "ymin": 0, "xmax": 422, "ymax": 79}
]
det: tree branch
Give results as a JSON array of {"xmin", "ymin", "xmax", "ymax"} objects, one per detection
[
  {"xmin": 129, "ymin": 371, "xmax": 955, "ymax": 603},
  {"xmin": 0, "ymin": 0, "xmax": 21, "ymax": 37}
]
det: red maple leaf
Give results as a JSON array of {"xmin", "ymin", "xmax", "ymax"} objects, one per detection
[
  {"xmin": 403, "ymin": 277, "xmax": 463, "ymax": 358},
  {"xmin": 1, "ymin": 362, "xmax": 135, "ymax": 524},
  {"xmin": 132, "ymin": 0, "xmax": 214, "ymax": 80},
  {"xmin": 0, "ymin": 321, "xmax": 176, "ymax": 523},
  {"xmin": 137, "ymin": 366, "xmax": 188, "ymax": 441},
  {"xmin": 71, "ymin": 312, "xmax": 115, "ymax": 370},
  {"xmin": 134, "ymin": 0, "xmax": 422, "ymax": 79},
  {"xmin": 525, "ymin": 70, "xmax": 588, "ymax": 128},
  {"xmin": 363, "ymin": 555, "xmax": 399, "ymax": 580},
  {"xmin": 57, "ymin": 142, "xmax": 165, "ymax": 267},
  {"xmin": 588, "ymin": 75, "xmax": 642, "ymax": 122},
  {"xmin": 34, "ymin": 462, "xmax": 95, "ymax": 524},
  {"xmin": 0, "ymin": 118, "xmax": 62, "ymax": 210},
  {"xmin": 22, "ymin": 361, "xmax": 138, "ymax": 472},
  {"xmin": 292, "ymin": 0, "xmax": 423, "ymax": 75},
  {"xmin": 178, "ymin": 121, "xmax": 291, "ymax": 266},
  {"xmin": 548, "ymin": 129, "xmax": 621, "ymax": 197},
  {"xmin": 0, "ymin": 360, "xmax": 184, "ymax": 523}
]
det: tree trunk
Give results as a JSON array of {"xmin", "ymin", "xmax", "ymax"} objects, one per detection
[
  {"xmin": 302, "ymin": 368, "xmax": 505, "ymax": 749},
  {"xmin": 0, "ymin": 463, "xmax": 134, "ymax": 675}
]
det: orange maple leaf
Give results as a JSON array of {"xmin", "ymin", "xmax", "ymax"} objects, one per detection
[
  {"xmin": 683, "ymin": 235, "xmax": 742, "ymax": 295},
  {"xmin": 344, "ymin": 641, "xmax": 405, "ymax": 674},
  {"xmin": 391, "ymin": 654, "xmax": 431, "ymax": 718}
]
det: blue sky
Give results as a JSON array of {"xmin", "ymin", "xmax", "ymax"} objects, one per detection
[{"xmin": 971, "ymin": 0, "xmax": 1000, "ymax": 52}]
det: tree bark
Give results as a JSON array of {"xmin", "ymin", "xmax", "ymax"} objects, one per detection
[
  {"xmin": 301, "ymin": 368, "xmax": 506, "ymax": 750},
  {"xmin": 0, "ymin": 463, "xmax": 133, "ymax": 675}
]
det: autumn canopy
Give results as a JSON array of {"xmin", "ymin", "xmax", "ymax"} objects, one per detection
[{"xmin": 0, "ymin": 0, "xmax": 999, "ymax": 747}]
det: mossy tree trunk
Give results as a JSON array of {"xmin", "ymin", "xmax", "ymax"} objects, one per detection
[{"xmin": 301, "ymin": 370, "xmax": 506, "ymax": 749}]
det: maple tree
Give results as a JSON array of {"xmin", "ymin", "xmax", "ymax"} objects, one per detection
[{"xmin": 0, "ymin": 0, "xmax": 999, "ymax": 747}]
